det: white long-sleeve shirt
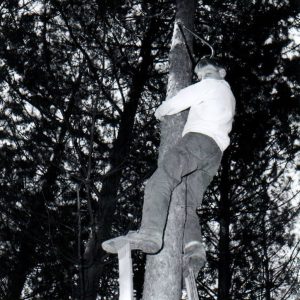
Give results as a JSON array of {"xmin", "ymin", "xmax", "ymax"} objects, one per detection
[{"xmin": 155, "ymin": 78, "xmax": 236, "ymax": 151}]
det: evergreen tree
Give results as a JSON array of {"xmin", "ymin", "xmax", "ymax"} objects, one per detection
[{"xmin": 0, "ymin": 0, "xmax": 299, "ymax": 299}]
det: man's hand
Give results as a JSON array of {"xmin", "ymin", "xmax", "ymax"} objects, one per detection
[{"xmin": 154, "ymin": 105, "xmax": 165, "ymax": 121}]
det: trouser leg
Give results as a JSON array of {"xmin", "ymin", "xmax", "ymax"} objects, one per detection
[
  {"xmin": 183, "ymin": 170, "xmax": 214, "ymax": 277},
  {"xmin": 140, "ymin": 135, "xmax": 199, "ymax": 234},
  {"xmin": 184, "ymin": 170, "xmax": 213, "ymax": 244},
  {"xmin": 140, "ymin": 168, "xmax": 178, "ymax": 233}
]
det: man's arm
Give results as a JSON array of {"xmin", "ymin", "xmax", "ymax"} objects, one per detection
[{"xmin": 155, "ymin": 83, "xmax": 203, "ymax": 120}]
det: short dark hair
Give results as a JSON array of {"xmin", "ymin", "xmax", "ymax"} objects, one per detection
[{"xmin": 195, "ymin": 58, "xmax": 224, "ymax": 71}]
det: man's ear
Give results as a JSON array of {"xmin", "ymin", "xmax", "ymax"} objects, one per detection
[
  {"xmin": 219, "ymin": 68, "xmax": 226, "ymax": 78},
  {"xmin": 195, "ymin": 71, "xmax": 202, "ymax": 81}
]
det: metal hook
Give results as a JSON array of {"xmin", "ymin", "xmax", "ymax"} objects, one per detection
[{"xmin": 176, "ymin": 22, "xmax": 215, "ymax": 59}]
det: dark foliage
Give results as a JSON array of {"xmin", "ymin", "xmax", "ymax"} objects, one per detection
[{"xmin": 0, "ymin": 0, "xmax": 299, "ymax": 299}]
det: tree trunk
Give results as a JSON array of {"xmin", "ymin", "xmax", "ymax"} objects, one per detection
[
  {"xmin": 143, "ymin": 1, "xmax": 195, "ymax": 299},
  {"xmin": 218, "ymin": 154, "xmax": 232, "ymax": 300}
]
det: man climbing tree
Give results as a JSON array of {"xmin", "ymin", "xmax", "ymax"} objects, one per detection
[{"xmin": 102, "ymin": 58, "xmax": 236, "ymax": 278}]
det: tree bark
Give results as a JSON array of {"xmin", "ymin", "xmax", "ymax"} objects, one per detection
[
  {"xmin": 218, "ymin": 154, "xmax": 232, "ymax": 300},
  {"xmin": 143, "ymin": 1, "xmax": 195, "ymax": 299}
]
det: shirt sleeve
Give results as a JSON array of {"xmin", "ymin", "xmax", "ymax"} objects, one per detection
[{"xmin": 155, "ymin": 83, "xmax": 205, "ymax": 120}]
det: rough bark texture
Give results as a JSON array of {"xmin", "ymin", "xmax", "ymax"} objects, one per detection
[
  {"xmin": 142, "ymin": 1, "xmax": 195, "ymax": 299},
  {"xmin": 218, "ymin": 154, "xmax": 232, "ymax": 300}
]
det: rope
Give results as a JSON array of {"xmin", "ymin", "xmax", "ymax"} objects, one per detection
[
  {"xmin": 178, "ymin": 22, "xmax": 196, "ymax": 67},
  {"xmin": 177, "ymin": 22, "xmax": 215, "ymax": 63}
]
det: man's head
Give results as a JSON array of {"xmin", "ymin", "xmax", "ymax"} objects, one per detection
[{"xmin": 194, "ymin": 58, "xmax": 226, "ymax": 81}]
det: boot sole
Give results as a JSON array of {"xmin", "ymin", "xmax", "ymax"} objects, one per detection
[{"xmin": 102, "ymin": 236, "xmax": 161, "ymax": 254}]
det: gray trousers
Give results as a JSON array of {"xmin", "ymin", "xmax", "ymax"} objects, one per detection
[{"xmin": 140, "ymin": 132, "xmax": 222, "ymax": 248}]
